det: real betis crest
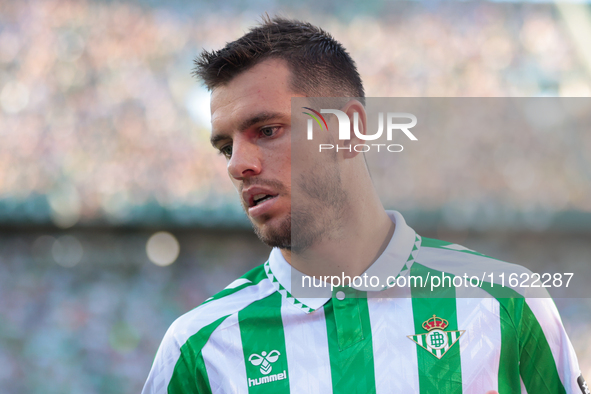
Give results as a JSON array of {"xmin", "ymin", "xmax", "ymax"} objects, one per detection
[{"xmin": 407, "ymin": 315, "xmax": 465, "ymax": 360}]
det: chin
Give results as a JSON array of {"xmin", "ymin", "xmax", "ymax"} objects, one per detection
[{"xmin": 251, "ymin": 214, "xmax": 291, "ymax": 250}]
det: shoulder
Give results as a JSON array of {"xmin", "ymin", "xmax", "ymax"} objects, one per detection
[
  {"xmin": 418, "ymin": 236, "xmax": 512, "ymax": 266},
  {"xmin": 413, "ymin": 236, "xmax": 562, "ymax": 323},
  {"xmin": 142, "ymin": 263, "xmax": 277, "ymax": 393},
  {"xmin": 412, "ymin": 236, "xmax": 555, "ymax": 311},
  {"xmin": 166, "ymin": 263, "xmax": 275, "ymax": 349},
  {"xmin": 415, "ymin": 236, "xmax": 534, "ymax": 288}
]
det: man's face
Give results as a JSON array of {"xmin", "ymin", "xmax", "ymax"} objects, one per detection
[
  {"xmin": 210, "ymin": 59, "xmax": 300, "ymax": 248},
  {"xmin": 210, "ymin": 58, "xmax": 347, "ymax": 252}
]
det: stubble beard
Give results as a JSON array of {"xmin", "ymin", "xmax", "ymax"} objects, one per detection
[
  {"xmin": 251, "ymin": 211, "xmax": 292, "ymax": 250},
  {"xmin": 249, "ymin": 160, "xmax": 347, "ymax": 254},
  {"xmin": 240, "ymin": 178, "xmax": 292, "ymax": 250}
]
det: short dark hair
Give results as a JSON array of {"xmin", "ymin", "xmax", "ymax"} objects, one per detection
[{"xmin": 193, "ymin": 15, "xmax": 365, "ymax": 103}]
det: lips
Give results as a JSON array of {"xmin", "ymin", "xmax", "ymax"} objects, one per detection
[
  {"xmin": 252, "ymin": 194, "xmax": 275, "ymax": 206},
  {"xmin": 242, "ymin": 187, "xmax": 279, "ymax": 209}
]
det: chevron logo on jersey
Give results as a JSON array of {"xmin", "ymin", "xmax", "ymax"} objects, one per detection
[
  {"xmin": 248, "ymin": 350, "xmax": 281, "ymax": 375},
  {"xmin": 407, "ymin": 315, "xmax": 465, "ymax": 359}
]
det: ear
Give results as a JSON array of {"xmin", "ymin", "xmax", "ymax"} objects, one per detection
[{"xmin": 339, "ymin": 99, "xmax": 367, "ymax": 159}]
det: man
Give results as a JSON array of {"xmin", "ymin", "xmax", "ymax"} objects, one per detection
[{"xmin": 142, "ymin": 16, "xmax": 585, "ymax": 394}]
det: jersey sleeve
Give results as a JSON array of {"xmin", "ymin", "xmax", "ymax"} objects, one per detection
[
  {"xmin": 142, "ymin": 316, "xmax": 219, "ymax": 394},
  {"xmin": 142, "ymin": 320, "xmax": 190, "ymax": 394},
  {"xmin": 518, "ymin": 296, "xmax": 582, "ymax": 394}
]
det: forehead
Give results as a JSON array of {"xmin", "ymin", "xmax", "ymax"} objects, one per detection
[{"xmin": 210, "ymin": 59, "xmax": 298, "ymax": 133}]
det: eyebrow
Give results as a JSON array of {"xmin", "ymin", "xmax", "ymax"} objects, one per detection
[{"xmin": 210, "ymin": 112, "xmax": 285, "ymax": 147}]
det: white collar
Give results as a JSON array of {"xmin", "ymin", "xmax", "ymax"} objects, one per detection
[{"xmin": 265, "ymin": 210, "xmax": 421, "ymax": 313}]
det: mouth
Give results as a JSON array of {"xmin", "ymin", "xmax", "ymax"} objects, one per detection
[
  {"xmin": 242, "ymin": 185, "xmax": 282, "ymax": 219},
  {"xmin": 251, "ymin": 194, "xmax": 277, "ymax": 207},
  {"xmin": 246, "ymin": 192, "xmax": 279, "ymax": 219}
]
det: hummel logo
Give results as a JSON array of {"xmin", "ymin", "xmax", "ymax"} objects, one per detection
[{"xmin": 248, "ymin": 350, "xmax": 280, "ymax": 375}]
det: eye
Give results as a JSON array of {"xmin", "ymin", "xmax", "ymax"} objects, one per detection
[
  {"xmin": 260, "ymin": 126, "xmax": 279, "ymax": 137},
  {"xmin": 219, "ymin": 144, "xmax": 233, "ymax": 158}
]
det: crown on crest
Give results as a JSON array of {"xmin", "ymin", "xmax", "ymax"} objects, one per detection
[{"xmin": 422, "ymin": 315, "xmax": 448, "ymax": 331}]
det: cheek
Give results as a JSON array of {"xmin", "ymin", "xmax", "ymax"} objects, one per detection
[
  {"xmin": 275, "ymin": 157, "xmax": 291, "ymax": 192},
  {"xmin": 229, "ymin": 175, "xmax": 241, "ymax": 192},
  {"xmin": 267, "ymin": 139, "xmax": 291, "ymax": 179}
]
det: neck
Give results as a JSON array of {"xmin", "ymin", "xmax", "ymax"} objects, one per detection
[{"xmin": 281, "ymin": 197, "xmax": 395, "ymax": 278}]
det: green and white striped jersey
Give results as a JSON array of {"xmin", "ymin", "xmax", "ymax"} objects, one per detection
[{"xmin": 143, "ymin": 211, "xmax": 583, "ymax": 394}]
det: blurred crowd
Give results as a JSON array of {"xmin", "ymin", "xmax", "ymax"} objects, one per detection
[
  {"xmin": 1, "ymin": 0, "xmax": 590, "ymax": 393},
  {"xmin": 0, "ymin": 0, "xmax": 590, "ymax": 228},
  {"xmin": 0, "ymin": 229, "xmax": 270, "ymax": 393}
]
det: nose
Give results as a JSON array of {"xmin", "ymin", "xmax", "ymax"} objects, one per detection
[{"xmin": 227, "ymin": 137, "xmax": 262, "ymax": 180}]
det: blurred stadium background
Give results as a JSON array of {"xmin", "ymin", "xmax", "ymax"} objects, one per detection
[{"xmin": 1, "ymin": 0, "xmax": 590, "ymax": 392}]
